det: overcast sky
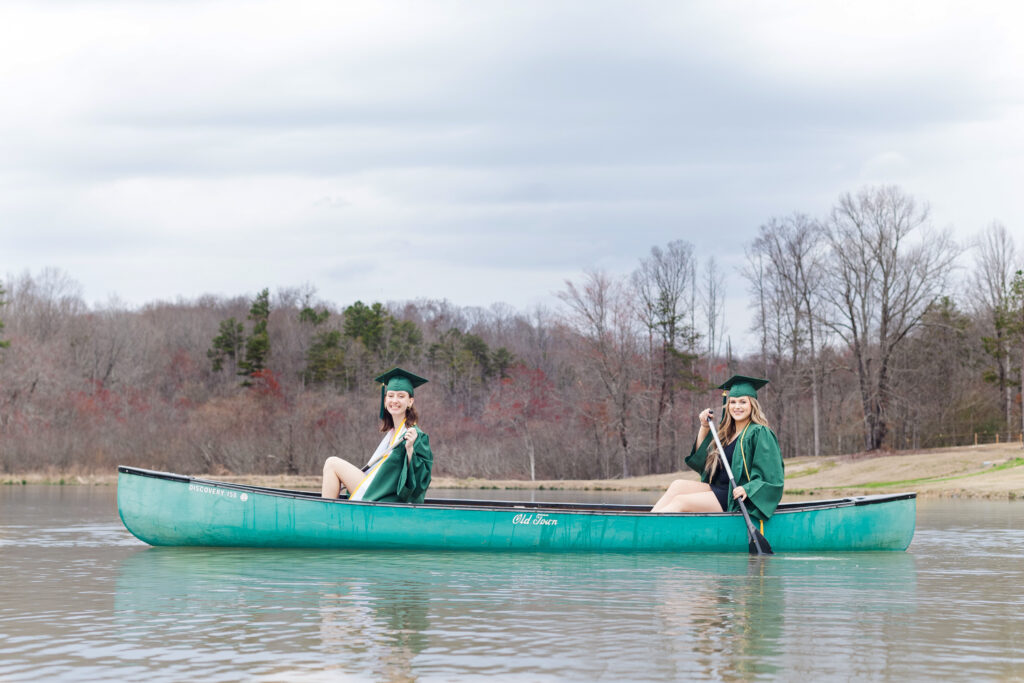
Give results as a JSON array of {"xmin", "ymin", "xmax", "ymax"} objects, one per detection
[{"xmin": 2, "ymin": 0, "xmax": 1021, "ymax": 353}]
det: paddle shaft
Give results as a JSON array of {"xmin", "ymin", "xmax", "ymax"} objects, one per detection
[
  {"xmin": 362, "ymin": 428, "xmax": 415, "ymax": 472},
  {"xmin": 706, "ymin": 415, "xmax": 770, "ymax": 555}
]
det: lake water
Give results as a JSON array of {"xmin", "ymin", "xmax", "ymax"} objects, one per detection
[{"xmin": 1, "ymin": 485, "xmax": 1022, "ymax": 681}]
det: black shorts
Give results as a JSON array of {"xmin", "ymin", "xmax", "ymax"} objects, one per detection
[{"xmin": 710, "ymin": 484, "xmax": 729, "ymax": 512}]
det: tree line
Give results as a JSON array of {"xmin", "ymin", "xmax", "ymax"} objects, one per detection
[{"xmin": 1, "ymin": 185, "xmax": 1021, "ymax": 480}]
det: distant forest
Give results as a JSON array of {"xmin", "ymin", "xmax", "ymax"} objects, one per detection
[{"xmin": 2, "ymin": 185, "xmax": 1022, "ymax": 479}]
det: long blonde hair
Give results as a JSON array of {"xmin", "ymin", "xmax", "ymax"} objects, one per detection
[{"xmin": 705, "ymin": 397, "xmax": 771, "ymax": 477}]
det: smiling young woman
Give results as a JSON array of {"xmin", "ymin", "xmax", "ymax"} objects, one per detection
[
  {"xmin": 651, "ymin": 375, "xmax": 784, "ymax": 520},
  {"xmin": 321, "ymin": 367, "xmax": 433, "ymax": 503}
]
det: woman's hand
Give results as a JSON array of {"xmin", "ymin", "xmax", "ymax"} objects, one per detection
[
  {"xmin": 403, "ymin": 427, "xmax": 418, "ymax": 457},
  {"xmin": 732, "ymin": 486, "xmax": 747, "ymax": 501},
  {"xmin": 698, "ymin": 408, "xmax": 714, "ymax": 428}
]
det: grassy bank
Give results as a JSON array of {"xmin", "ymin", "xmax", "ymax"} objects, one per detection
[{"xmin": 5, "ymin": 443, "xmax": 1024, "ymax": 500}]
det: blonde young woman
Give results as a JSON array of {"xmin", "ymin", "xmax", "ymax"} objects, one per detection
[
  {"xmin": 651, "ymin": 375, "xmax": 784, "ymax": 520},
  {"xmin": 321, "ymin": 368, "xmax": 433, "ymax": 504}
]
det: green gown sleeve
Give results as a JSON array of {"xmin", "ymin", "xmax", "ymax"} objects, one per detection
[
  {"xmin": 394, "ymin": 431, "xmax": 433, "ymax": 503},
  {"xmin": 685, "ymin": 433, "xmax": 714, "ymax": 481},
  {"xmin": 358, "ymin": 430, "xmax": 434, "ymax": 503},
  {"xmin": 736, "ymin": 425, "xmax": 784, "ymax": 521}
]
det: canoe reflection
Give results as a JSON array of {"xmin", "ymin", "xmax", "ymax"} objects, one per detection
[
  {"xmin": 115, "ymin": 548, "xmax": 432, "ymax": 681},
  {"xmin": 114, "ymin": 549, "xmax": 916, "ymax": 680},
  {"xmin": 654, "ymin": 556, "xmax": 786, "ymax": 678},
  {"xmin": 317, "ymin": 582, "xmax": 427, "ymax": 681},
  {"xmin": 653, "ymin": 553, "xmax": 918, "ymax": 679}
]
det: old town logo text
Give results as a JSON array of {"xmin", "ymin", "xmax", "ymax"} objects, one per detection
[{"xmin": 512, "ymin": 513, "xmax": 558, "ymax": 526}]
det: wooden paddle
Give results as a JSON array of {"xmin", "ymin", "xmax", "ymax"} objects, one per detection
[{"xmin": 707, "ymin": 415, "xmax": 774, "ymax": 556}]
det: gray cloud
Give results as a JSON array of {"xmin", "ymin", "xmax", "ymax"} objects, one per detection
[{"xmin": 1, "ymin": 0, "xmax": 1021, "ymax": 352}]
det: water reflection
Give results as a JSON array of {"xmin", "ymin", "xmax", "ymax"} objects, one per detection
[
  {"xmin": 654, "ymin": 553, "xmax": 919, "ymax": 680},
  {"xmin": 111, "ymin": 549, "xmax": 917, "ymax": 681},
  {"xmin": 653, "ymin": 556, "xmax": 785, "ymax": 679},
  {"xmin": 20, "ymin": 487, "xmax": 1022, "ymax": 681},
  {"xmin": 316, "ymin": 575, "xmax": 428, "ymax": 681}
]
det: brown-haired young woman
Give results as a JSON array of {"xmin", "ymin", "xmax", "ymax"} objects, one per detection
[{"xmin": 321, "ymin": 367, "xmax": 433, "ymax": 503}]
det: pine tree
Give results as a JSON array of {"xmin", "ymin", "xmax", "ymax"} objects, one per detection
[
  {"xmin": 299, "ymin": 306, "xmax": 330, "ymax": 326},
  {"xmin": 238, "ymin": 288, "xmax": 270, "ymax": 382},
  {"xmin": 342, "ymin": 301, "xmax": 386, "ymax": 354},
  {"xmin": 207, "ymin": 288, "xmax": 272, "ymax": 387},
  {"xmin": 342, "ymin": 300, "xmax": 422, "ymax": 373},
  {"xmin": 207, "ymin": 317, "xmax": 244, "ymax": 373},
  {"xmin": 303, "ymin": 330, "xmax": 348, "ymax": 388},
  {"xmin": 491, "ymin": 346, "xmax": 516, "ymax": 379}
]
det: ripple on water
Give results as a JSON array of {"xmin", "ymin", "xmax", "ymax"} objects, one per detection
[{"xmin": 3, "ymin": 489, "xmax": 1024, "ymax": 681}]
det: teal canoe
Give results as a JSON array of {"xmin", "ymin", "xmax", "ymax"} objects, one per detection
[{"xmin": 117, "ymin": 466, "xmax": 916, "ymax": 552}]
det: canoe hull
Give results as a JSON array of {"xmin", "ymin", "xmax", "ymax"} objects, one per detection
[{"xmin": 117, "ymin": 467, "xmax": 916, "ymax": 552}]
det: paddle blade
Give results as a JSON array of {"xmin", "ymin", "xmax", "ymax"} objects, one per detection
[{"xmin": 748, "ymin": 528, "xmax": 774, "ymax": 555}]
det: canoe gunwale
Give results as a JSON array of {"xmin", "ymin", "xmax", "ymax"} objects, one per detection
[{"xmin": 117, "ymin": 465, "xmax": 915, "ymax": 517}]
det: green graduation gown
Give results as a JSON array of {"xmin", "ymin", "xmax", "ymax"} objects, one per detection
[
  {"xmin": 685, "ymin": 423, "xmax": 784, "ymax": 521},
  {"xmin": 350, "ymin": 429, "xmax": 433, "ymax": 504}
]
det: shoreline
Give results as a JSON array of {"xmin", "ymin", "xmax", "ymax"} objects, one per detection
[{"xmin": 4, "ymin": 443, "xmax": 1023, "ymax": 500}]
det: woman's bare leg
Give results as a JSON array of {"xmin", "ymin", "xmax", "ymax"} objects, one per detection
[
  {"xmin": 321, "ymin": 457, "xmax": 366, "ymax": 499},
  {"xmin": 651, "ymin": 479, "xmax": 712, "ymax": 512},
  {"xmin": 656, "ymin": 491, "xmax": 724, "ymax": 513}
]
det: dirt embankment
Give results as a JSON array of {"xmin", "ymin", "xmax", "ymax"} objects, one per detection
[
  {"xmin": 427, "ymin": 443, "xmax": 1024, "ymax": 500},
  {"xmin": 5, "ymin": 443, "xmax": 1024, "ymax": 500},
  {"xmin": 778, "ymin": 443, "xmax": 1024, "ymax": 499}
]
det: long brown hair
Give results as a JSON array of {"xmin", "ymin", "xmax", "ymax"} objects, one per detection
[
  {"xmin": 381, "ymin": 405, "xmax": 419, "ymax": 433},
  {"xmin": 705, "ymin": 397, "xmax": 770, "ymax": 477}
]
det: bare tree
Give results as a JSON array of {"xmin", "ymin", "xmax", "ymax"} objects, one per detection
[
  {"xmin": 968, "ymin": 222, "xmax": 1019, "ymax": 431},
  {"xmin": 888, "ymin": 297, "xmax": 980, "ymax": 450},
  {"xmin": 821, "ymin": 186, "xmax": 959, "ymax": 451},
  {"xmin": 5, "ymin": 268, "xmax": 85, "ymax": 342},
  {"xmin": 700, "ymin": 256, "xmax": 726, "ymax": 380},
  {"xmin": 558, "ymin": 270, "xmax": 640, "ymax": 477},
  {"xmin": 749, "ymin": 214, "xmax": 827, "ymax": 456},
  {"xmin": 0, "ymin": 283, "xmax": 9, "ymax": 351},
  {"xmin": 746, "ymin": 251, "xmax": 770, "ymax": 379},
  {"xmin": 632, "ymin": 240, "xmax": 699, "ymax": 470}
]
